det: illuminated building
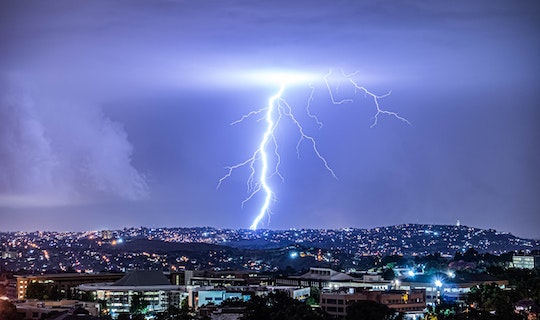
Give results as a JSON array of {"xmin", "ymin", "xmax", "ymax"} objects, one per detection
[
  {"xmin": 15, "ymin": 300, "xmax": 99, "ymax": 320},
  {"xmin": 398, "ymin": 273, "xmax": 508, "ymax": 306},
  {"xmin": 266, "ymin": 286, "xmax": 311, "ymax": 301},
  {"xmin": 170, "ymin": 269, "xmax": 271, "ymax": 287},
  {"xmin": 15, "ymin": 273, "xmax": 124, "ymax": 300},
  {"xmin": 196, "ymin": 289, "xmax": 250, "ymax": 308},
  {"xmin": 512, "ymin": 255, "xmax": 540, "ymax": 269},
  {"xmin": 276, "ymin": 267, "xmax": 390, "ymax": 290},
  {"xmin": 189, "ymin": 285, "xmax": 309, "ymax": 310},
  {"xmin": 276, "ymin": 267, "xmax": 354, "ymax": 289},
  {"xmin": 78, "ymin": 270, "xmax": 186, "ymax": 319},
  {"xmin": 320, "ymin": 288, "xmax": 426, "ymax": 319},
  {"xmin": 100, "ymin": 230, "xmax": 114, "ymax": 240}
]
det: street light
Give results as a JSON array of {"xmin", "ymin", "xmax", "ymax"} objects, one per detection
[{"xmin": 434, "ymin": 279, "xmax": 443, "ymax": 305}]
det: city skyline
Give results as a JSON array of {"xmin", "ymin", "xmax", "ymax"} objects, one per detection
[
  {"xmin": 0, "ymin": 1, "xmax": 539, "ymax": 238},
  {"xmin": 2, "ymin": 224, "xmax": 539, "ymax": 275}
]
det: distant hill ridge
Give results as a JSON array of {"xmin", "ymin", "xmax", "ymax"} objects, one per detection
[
  {"xmin": 2, "ymin": 223, "xmax": 538, "ymax": 255},
  {"xmin": 110, "ymin": 223, "xmax": 539, "ymax": 255},
  {"xmin": 3, "ymin": 224, "xmax": 538, "ymax": 274}
]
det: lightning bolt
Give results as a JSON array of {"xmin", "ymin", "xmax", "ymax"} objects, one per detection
[{"xmin": 218, "ymin": 69, "xmax": 409, "ymax": 230}]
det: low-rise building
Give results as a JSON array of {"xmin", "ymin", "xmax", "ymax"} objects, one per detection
[
  {"xmin": 320, "ymin": 287, "xmax": 426, "ymax": 319},
  {"xmin": 266, "ymin": 286, "xmax": 311, "ymax": 301},
  {"xmin": 15, "ymin": 300, "xmax": 99, "ymax": 320},
  {"xmin": 399, "ymin": 272, "xmax": 508, "ymax": 306},
  {"xmin": 196, "ymin": 289, "xmax": 250, "ymax": 308},
  {"xmin": 78, "ymin": 270, "xmax": 186, "ymax": 319},
  {"xmin": 170, "ymin": 270, "xmax": 271, "ymax": 287},
  {"xmin": 276, "ymin": 267, "xmax": 390, "ymax": 291},
  {"xmin": 15, "ymin": 273, "xmax": 124, "ymax": 300},
  {"xmin": 187, "ymin": 285, "xmax": 310, "ymax": 310},
  {"xmin": 512, "ymin": 255, "xmax": 540, "ymax": 269}
]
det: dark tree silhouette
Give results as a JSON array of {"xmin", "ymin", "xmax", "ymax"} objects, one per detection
[
  {"xmin": 130, "ymin": 292, "xmax": 149, "ymax": 315},
  {"xmin": 155, "ymin": 305, "xmax": 195, "ymax": 320},
  {"xmin": 25, "ymin": 281, "xmax": 61, "ymax": 300},
  {"xmin": 345, "ymin": 300, "xmax": 403, "ymax": 320},
  {"xmin": 0, "ymin": 300, "xmax": 23, "ymax": 320},
  {"xmin": 466, "ymin": 283, "xmax": 517, "ymax": 319},
  {"xmin": 382, "ymin": 268, "xmax": 396, "ymax": 280},
  {"xmin": 240, "ymin": 291, "xmax": 328, "ymax": 320}
]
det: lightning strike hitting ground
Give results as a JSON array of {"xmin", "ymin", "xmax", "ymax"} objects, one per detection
[{"xmin": 218, "ymin": 69, "xmax": 410, "ymax": 230}]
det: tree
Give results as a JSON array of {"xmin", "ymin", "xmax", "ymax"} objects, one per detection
[
  {"xmin": 25, "ymin": 281, "xmax": 62, "ymax": 301},
  {"xmin": 462, "ymin": 248, "xmax": 479, "ymax": 262},
  {"xmin": 381, "ymin": 255, "xmax": 411, "ymax": 268},
  {"xmin": 466, "ymin": 283, "xmax": 517, "ymax": 319},
  {"xmin": 25, "ymin": 281, "xmax": 47, "ymax": 299},
  {"xmin": 117, "ymin": 314, "xmax": 131, "ymax": 320},
  {"xmin": 241, "ymin": 291, "xmax": 328, "ymax": 320},
  {"xmin": 433, "ymin": 299, "xmax": 461, "ymax": 320},
  {"xmin": 78, "ymin": 290, "xmax": 95, "ymax": 302},
  {"xmin": 130, "ymin": 292, "xmax": 149, "ymax": 316},
  {"xmin": 504, "ymin": 268, "xmax": 540, "ymax": 305},
  {"xmin": 382, "ymin": 268, "xmax": 396, "ymax": 280},
  {"xmin": 0, "ymin": 300, "xmax": 23, "ymax": 320},
  {"xmin": 97, "ymin": 299, "xmax": 111, "ymax": 318},
  {"xmin": 155, "ymin": 305, "xmax": 195, "ymax": 320},
  {"xmin": 306, "ymin": 287, "xmax": 321, "ymax": 306},
  {"xmin": 345, "ymin": 300, "xmax": 403, "ymax": 320}
]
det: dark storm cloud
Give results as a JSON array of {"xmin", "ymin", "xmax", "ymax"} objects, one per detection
[
  {"xmin": 0, "ymin": 0, "xmax": 539, "ymax": 237},
  {"xmin": 1, "ymin": 0, "xmax": 536, "ymax": 92},
  {"xmin": 0, "ymin": 77, "xmax": 148, "ymax": 207}
]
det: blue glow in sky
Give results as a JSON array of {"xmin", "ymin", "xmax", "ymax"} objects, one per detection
[{"xmin": 0, "ymin": 0, "xmax": 539, "ymax": 238}]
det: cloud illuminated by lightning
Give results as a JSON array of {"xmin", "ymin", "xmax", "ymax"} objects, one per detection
[{"xmin": 217, "ymin": 69, "xmax": 410, "ymax": 230}]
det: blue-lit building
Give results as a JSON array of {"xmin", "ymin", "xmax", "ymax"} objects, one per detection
[
  {"xmin": 512, "ymin": 255, "xmax": 540, "ymax": 269},
  {"xmin": 398, "ymin": 272, "xmax": 508, "ymax": 306},
  {"xmin": 196, "ymin": 289, "xmax": 250, "ymax": 308}
]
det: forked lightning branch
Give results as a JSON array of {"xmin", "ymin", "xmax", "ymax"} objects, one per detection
[{"xmin": 217, "ymin": 69, "xmax": 410, "ymax": 230}]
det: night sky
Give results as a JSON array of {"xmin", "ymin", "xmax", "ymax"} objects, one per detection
[{"xmin": 1, "ymin": 1, "xmax": 539, "ymax": 238}]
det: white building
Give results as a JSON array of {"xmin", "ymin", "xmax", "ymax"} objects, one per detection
[
  {"xmin": 196, "ymin": 290, "xmax": 250, "ymax": 308},
  {"xmin": 512, "ymin": 255, "xmax": 540, "ymax": 269},
  {"xmin": 399, "ymin": 272, "xmax": 508, "ymax": 306},
  {"xmin": 15, "ymin": 300, "xmax": 100, "ymax": 320},
  {"xmin": 78, "ymin": 270, "xmax": 186, "ymax": 319},
  {"xmin": 276, "ymin": 267, "xmax": 391, "ymax": 291}
]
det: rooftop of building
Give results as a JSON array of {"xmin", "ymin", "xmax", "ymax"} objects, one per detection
[
  {"xmin": 44, "ymin": 307, "xmax": 100, "ymax": 320},
  {"xmin": 291, "ymin": 267, "xmax": 354, "ymax": 282},
  {"xmin": 113, "ymin": 270, "xmax": 171, "ymax": 286},
  {"xmin": 400, "ymin": 272, "xmax": 507, "ymax": 286},
  {"xmin": 14, "ymin": 272, "xmax": 124, "ymax": 279},
  {"xmin": 78, "ymin": 270, "xmax": 183, "ymax": 291}
]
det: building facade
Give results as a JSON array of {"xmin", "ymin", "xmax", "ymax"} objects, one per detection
[
  {"xmin": 15, "ymin": 300, "xmax": 99, "ymax": 320},
  {"xmin": 78, "ymin": 270, "xmax": 186, "ymax": 319},
  {"xmin": 276, "ymin": 267, "xmax": 390, "ymax": 291},
  {"xmin": 320, "ymin": 288, "xmax": 426, "ymax": 319},
  {"xmin": 399, "ymin": 272, "xmax": 509, "ymax": 306},
  {"xmin": 15, "ymin": 273, "xmax": 124, "ymax": 300},
  {"xmin": 512, "ymin": 255, "xmax": 540, "ymax": 269}
]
